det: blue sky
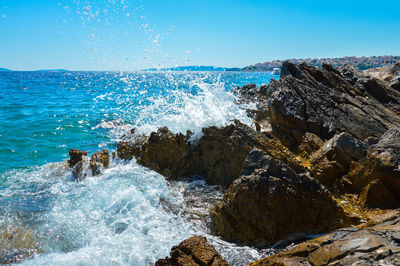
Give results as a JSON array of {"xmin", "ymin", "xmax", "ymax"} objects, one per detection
[{"xmin": 1, "ymin": 0, "xmax": 399, "ymax": 71}]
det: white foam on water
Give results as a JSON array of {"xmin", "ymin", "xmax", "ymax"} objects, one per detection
[{"xmin": 132, "ymin": 72, "xmax": 253, "ymax": 135}]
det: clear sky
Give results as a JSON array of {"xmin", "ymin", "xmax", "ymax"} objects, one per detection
[{"xmin": 1, "ymin": 0, "xmax": 400, "ymax": 71}]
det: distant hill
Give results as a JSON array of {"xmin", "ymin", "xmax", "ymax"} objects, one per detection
[
  {"xmin": 35, "ymin": 69, "xmax": 69, "ymax": 72},
  {"xmin": 142, "ymin": 66, "xmax": 241, "ymax": 72},
  {"xmin": 0, "ymin": 68, "xmax": 11, "ymax": 71},
  {"xmin": 243, "ymin": 55, "xmax": 400, "ymax": 71}
]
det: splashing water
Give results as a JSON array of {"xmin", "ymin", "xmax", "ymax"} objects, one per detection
[{"xmin": 0, "ymin": 70, "xmax": 276, "ymax": 265}]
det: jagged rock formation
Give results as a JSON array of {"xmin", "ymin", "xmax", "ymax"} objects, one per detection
[
  {"xmin": 365, "ymin": 62, "xmax": 400, "ymax": 90},
  {"xmin": 263, "ymin": 61, "xmax": 400, "ymax": 149},
  {"xmin": 117, "ymin": 121, "xmax": 302, "ymax": 187},
  {"xmin": 155, "ymin": 236, "xmax": 228, "ymax": 266},
  {"xmin": 68, "ymin": 149, "xmax": 88, "ymax": 168},
  {"xmin": 90, "ymin": 149, "xmax": 110, "ymax": 176},
  {"xmin": 250, "ymin": 215, "xmax": 400, "ymax": 266},
  {"xmin": 210, "ymin": 149, "xmax": 349, "ymax": 247}
]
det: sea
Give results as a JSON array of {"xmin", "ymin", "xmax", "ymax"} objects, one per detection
[{"xmin": 0, "ymin": 70, "xmax": 277, "ymax": 265}]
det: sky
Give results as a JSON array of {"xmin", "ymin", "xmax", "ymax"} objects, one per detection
[{"xmin": 1, "ymin": 0, "xmax": 400, "ymax": 71}]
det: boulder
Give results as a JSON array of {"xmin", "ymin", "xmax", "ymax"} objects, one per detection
[
  {"xmin": 118, "ymin": 122, "xmax": 303, "ymax": 187},
  {"xmin": 155, "ymin": 236, "xmax": 228, "ymax": 266},
  {"xmin": 68, "ymin": 149, "xmax": 88, "ymax": 168},
  {"xmin": 358, "ymin": 179, "xmax": 399, "ymax": 209},
  {"xmin": 90, "ymin": 149, "xmax": 110, "ymax": 176},
  {"xmin": 349, "ymin": 128, "xmax": 400, "ymax": 201},
  {"xmin": 210, "ymin": 148, "xmax": 349, "ymax": 247},
  {"xmin": 308, "ymin": 132, "xmax": 368, "ymax": 190},
  {"xmin": 250, "ymin": 216, "xmax": 400, "ymax": 266},
  {"xmin": 71, "ymin": 159, "xmax": 89, "ymax": 181},
  {"xmin": 296, "ymin": 132, "xmax": 324, "ymax": 160},
  {"xmin": 263, "ymin": 61, "xmax": 400, "ymax": 149}
]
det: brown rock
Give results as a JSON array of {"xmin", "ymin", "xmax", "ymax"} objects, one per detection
[
  {"xmin": 250, "ymin": 216, "xmax": 400, "ymax": 266},
  {"xmin": 358, "ymin": 179, "xmax": 399, "ymax": 209},
  {"xmin": 68, "ymin": 149, "xmax": 88, "ymax": 168},
  {"xmin": 308, "ymin": 132, "xmax": 368, "ymax": 191},
  {"xmin": 118, "ymin": 121, "xmax": 303, "ymax": 187},
  {"xmin": 90, "ymin": 149, "xmax": 110, "ymax": 176},
  {"xmin": 155, "ymin": 236, "xmax": 228, "ymax": 266},
  {"xmin": 210, "ymin": 148, "xmax": 349, "ymax": 247},
  {"xmin": 349, "ymin": 128, "xmax": 400, "ymax": 201},
  {"xmin": 296, "ymin": 132, "xmax": 324, "ymax": 160}
]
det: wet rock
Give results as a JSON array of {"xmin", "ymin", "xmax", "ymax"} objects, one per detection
[
  {"xmin": 358, "ymin": 179, "xmax": 399, "ymax": 209},
  {"xmin": 71, "ymin": 159, "xmax": 89, "ymax": 181},
  {"xmin": 210, "ymin": 148, "xmax": 349, "ymax": 247},
  {"xmin": 90, "ymin": 149, "xmax": 110, "ymax": 176},
  {"xmin": 308, "ymin": 132, "xmax": 369, "ymax": 190},
  {"xmin": 68, "ymin": 149, "xmax": 88, "ymax": 168},
  {"xmin": 263, "ymin": 61, "xmax": 400, "ymax": 149},
  {"xmin": 349, "ymin": 128, "xmax": 400, "ymax": 202},
  {"xmin": 118, "ymin": 121, "xmax": 303, "ymax": 187},
  {"xmin": 0, "ymin": 225, "xmax": 39, "ymax": 264},
  {"xmin": 250, "ymin": 216, "xmax": 400, "ymax": 266},
  {"xmin": 155, "ymin": 236, "xmax": 228, "ymax": 266}
]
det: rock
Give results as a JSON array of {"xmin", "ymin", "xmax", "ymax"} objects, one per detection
[
  {"xmin": 308, "ymin": 132, "xmax": 369, "ymax": 190},
  {"xmin": 263, "ymin": 61, "xmax": 400, "ymax": 149},
  {"xmin": 155, "ymin": 236, "xmax": 228, "ymax": 266},
  {"xmin": 296, "ymin": 132, "xmax": 324, "ymax": 160},
  {"xmin": 349, "ymin": 128, "xmax": 400, "ymax": 201},
  {"xmin": 358, "ymin": 179, "xmax": 399, "ymax": 209},
  {"xmin": 135, "ymin": 126, "xmax": 190, "ymax": 178},
  {"xmin": 71, "ymin": 159, "xmax": 89, "ymax": 181},
  {"xmin": 118, "ymin": 121, "xmax": 303, "ymax": 187},
  {"xmin": 90, "ymin": 149, "xmax": 110, "ymax": 176},
  {"xmin": 0, "ymin": 225, "xmax": 39, "ymax": 264},
  {"xmin": 68, "ymin": 149, "xmax": 88, "ymax": 168},
  {"xmin": 210, "ymin": 148, "xmax": 349, "ymax": 247},
  {"xmin": 250, "ymin": 216, "xmax": 400, "ymax": 266}
]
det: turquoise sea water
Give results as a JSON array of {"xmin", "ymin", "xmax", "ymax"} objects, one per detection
[{"xmin": 0, "ymin": 71, "xmax": 276, "ymax": 265}]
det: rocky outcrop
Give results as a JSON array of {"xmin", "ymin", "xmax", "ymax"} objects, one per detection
[
  {"xmin": 90, "ymin": 149, "xmax": 110, "ymax": 176},
  {"xmin": 263, "ymin": 61, "xmax": 400, "ymax": 149},
  {"xmin": 210, "ymin": 149, "xmax": 349, "ymax": 247},
  {"xmin": 349, "ymin": 128, "xmax": 400, "ymax": 208},
  {"xmin": 250, "ymin": 215, "xmax": 400, "ymax": 266},
  {"xmin": 68, "ymin": 149, "xmax": 88, "ymax": 168},
  {"xmin": 308, "ymin": 132, "xmax": 369, "ymax": 191},
  {"xmin": 69, "ymin": 148, "xmax": 109, "ymax": 180},
  {"xmin": 155, "ymin": 236, "xmax": 228, "ymax": 266},
  {"xmin": 358, "ymin": 179, "xmax": 399, "ymax": 209},
  {"xmin": 117, "ymin": 121, "xmax": 302, "ymax": 187}
]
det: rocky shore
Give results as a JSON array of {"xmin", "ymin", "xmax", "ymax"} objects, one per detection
[
  {"xmin": 4, "ymin": 61, "xmax": 399, "ymax": 265},
  {"xmin": 118, "ymin": 61, "xmax": 400, "ymax": 265}
]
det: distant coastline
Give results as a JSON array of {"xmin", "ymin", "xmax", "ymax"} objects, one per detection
[
  {"xmin": 141, "ymin": 66, "xmax": 241, "ymax": 72},
  {"xmin": 243, "ymin": 55, "xmax": 400, "ymax": 71}
]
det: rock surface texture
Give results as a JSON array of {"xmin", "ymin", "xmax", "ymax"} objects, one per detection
[
  {"xmin": 155, "ymin": 236, "xmax": 228, "ymax": 266},
  {"xmin": 68, "ymin": 149, "xmax": 88, "ymax": 168},
  {"xmin": 117, "ymin": 121, "xmax": 302, "ymax": 187},
  {"xmin": 250, "ymin": 216, "xmax": 400, "ymax": 266},
  {"xmin": 210, "ymin": 148, "xmax": 349, "ymax": 247},
  {"xmin": 264, "ymin": 61, "xmax": 400, "ymax": 149},
  {"xmin": 90, "ymin": 149, "xmax": 110, "ymax": 176}
]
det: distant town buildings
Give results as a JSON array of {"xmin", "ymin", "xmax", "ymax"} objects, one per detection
[{"xmin": 243, "ymin": 55, "xmax": 400, "ymax": 71}]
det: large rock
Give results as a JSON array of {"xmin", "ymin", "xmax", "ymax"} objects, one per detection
[
  {"xmin": 210, "ymin": 148, "xmax": 349, "ymax": 247},
  {"xmin": 263, "ymin": 61, "xmax": 400, "ymax": 149},
  {"xmin": 358, "ymin": 179, "xmax": 399, "ymax": 209},
  {"xmin": 155, "ymin": 236, "xmax": 228, "ymax": 266},
  {"xmin": 250, "ymin": 215, "xmax": 400, "ymax": 266},
  {"xmin": 308, "ymin": 132, "xmax": 369, "ymax": 190},
  {"xmin": 349, "ymin": 128, "xmax": 400, "ymax": 205},
  {"xmin": 68, "ymin": 149, "xmax": 88, "ymax": 168},
  {"xmin": 90, "ymin": 149, "xmax": 110, "ymax": 176},
  {"xmin": 118, "ymin": 121, "xmax": 302, "ymax": 187}
]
